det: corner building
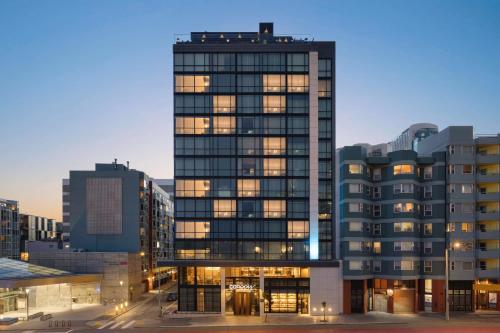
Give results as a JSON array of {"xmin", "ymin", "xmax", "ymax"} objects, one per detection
[{"xmin": 169, "ymin": 23, "xmax": 341, "ymax": 316}]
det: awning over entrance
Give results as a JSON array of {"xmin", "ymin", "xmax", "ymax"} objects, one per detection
[
  {"xmin": 474, "ymin": 284, "xmax": 500, "ymax": 292},
  {"xmin": 0, "ymin": 258, "xmax": 101, "ymax": 288}
]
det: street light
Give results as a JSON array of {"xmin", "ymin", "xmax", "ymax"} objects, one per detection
[
  {"xmin": 119, "ymin": 280, "xmax": 124, "ymax": 303},
  {"xmin": 445, "ymin": 241, "xmax": 461, "ymax": 321},
  {"xmin": 25, "ymin": 288, "xmax": 30, "ymax": 320}
]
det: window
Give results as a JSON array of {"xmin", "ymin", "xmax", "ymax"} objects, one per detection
[
  {"xmin": 288, "ymin": 95, "xmax": 308, "ymax": 114},
  {"xmin": 348, "ymin": 164, "xmax": 363, "ymax": 174},
  {"xmin": 462, "ymin": 164, "xmax": 473, "ymax": 174},
  {"xmin": 393, "ymin": 183, "xmax": 414, "ymax": 194},
  {"xmin": 394, "ymin": 241, "xmax": 414, "ymax": 251},
  {"xmin": 264, "ymin": 137, "xmax": 286, "ymax": 155},
  {"xmin": 394, "ymin": 222, "xmax": 414, "ymax": 232},
  {"xmin": 318, "ymin": 59, "xmax": 332, "ymax": 77},
  {"xmin": 373, "ymin": 223, "xmax": 381, "ymax": 235},
  {"xmin": 318, "ymin": 80, "xmax": 331, "ymax": 97},
  {"xmin": 175, "ymin": 75, "xmax": 210, "ymax": 93},
  {"xmin": 349, "ymin": 222, "xmax": 363, "ymax": 232},
  {"xmin": 424, "ymin": 166, "xmax": 433, "ymax": 179},
  {"xmin": 448, "ymin": 165, "xmax": 455, "ymax": 175},
  {"xmin": 176, "ymin": 180, "xmax": 210, "ymax": 197},
  {"xmin": 424, "ymin": 185, "xmax": 432, "ymax": 199},
  {"xmin": 349, "ymin": 203, "xmax": 363, "ymax": 213},
  {"xmin": 463, "ymin": 262, "xmax": 473, "ymax": 270},
  {"xmin": 373, "ymin": 205, "xmax": 381, "ymax": 217},
  {"xmin": 461, "ymin": 184, "xmax": 473, "ymax": 194},
  {"xmin": 213, "ymin": 95, "xmax": 235, "ymax": 113},
  {"xmin": 176, "ymin": 221, "xmax": 210, "ymax": 239},
  {"xmin": 288, "ymin": 117, "xmax": 309, "ymax": 135},
  {"xmin": 424, "ymin": 204, "xmax": 432, "ymax": 216},
  {"xmin": 372, "ymin": 186, "xmax": 381, "ymax": 199},
  {"xmin": 372, "ymin": 168, "xmax": 381, "ymax": 181},
  {"xmin": 263, "ymin": 74, "xmax": 286, "ymax": 93},
  {"xmin": 447, "ymin": 223, "xmax": 456, "ymax": 232},
  {"xmin": 373, "ymin": 242, "xmax": 381, "ymax": 254},
  {"xmin": 287, "ymin": 75, "xmax": 309, "ymax": 93},
  {"xmin": 424, "ymin": 261, "xmax": 432, "ymax": 273},
  {"xmin": 349, "ymin": 260, "xmax": 362, "ymax": 270},
  {"xmin": 237, "ymin": 53, "xmax": 260, "ymax": 72},
  {"xmin": 393, "ymin": 164, "xmax": 414, "ymax": 175},
  {"xmin": 424, "ymin": 242, "xmax": 432, "ymax": 254},
  {"xmin": 373, "ymin": 260, "xmax": 381, "ymax": 272},
  {"xmin": 287, "ymin": 221, "xmax": 309, "ymax": 239},
  {"xmin": 461, "ymin": 223, "xmax": 473, "ymax": 232},
  {"xmin": 174, "ymin": 53, "xmax": 209, "ymax": 72},
  {"xmin": 213, "ymin": 116, "xmax": 235, "ymax": 134},
  {"xmin": 175, "ymin": 117, "xmax": 209, "ymax": 134},
  {"xmin": 349, "ymin": 241, "xmax": 362, "ymax": 251},
  {"xmin": 287, "ymin": 53, "xmax": 308, "ymax": 72},
  {"xmin": 238, "ymin": 179, "xmax": 260, "ymax": 197},
  {"xmin": 449, "ymin": 145, "xmax": 455, "ymax": 155},
  {"xmin": 349, "ymin": 184, "xmax": 363, "ymax": 194},
  {"xmin": 424, "ymin": 223, "xmax": 432, "ymax": 235},
  {"xmin": 263, "ymin": 95, "xmax": 286, "ymax": 113},
  {"xmin": 263, "ymin": 158, "xmax": 286, "ymax": 176},
  {"xmin": 393, "ymin": 203, "xmax": 414, "ymax": 213},
  {"xmin": 263, "ymin": 200, "xmax": 286, "ymax": 218},
  {"xmin": 462, "ymin": 203, "xmax": 473, "ymax": 214},
  {"xmin": 213, "ymin": 200, "xmax": 236, "ymax": 218},
  {"xmin": 394, "ymin": 260, "xmax": 413, "ymax": 271}
]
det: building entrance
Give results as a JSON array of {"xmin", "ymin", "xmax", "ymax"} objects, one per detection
[{"xmin": 234, "ymin": 291, "xmax": 252, "ymax": 315}]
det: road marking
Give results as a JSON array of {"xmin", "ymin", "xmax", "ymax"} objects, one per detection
[
  {"xmin": 110, "ymin": 321, "xmax": 125, "ymax": 329},
  {"xmin": 121, "ymin": 320, "xmax": 136, "ymax": 329},
  {"xmin": 98, "ymin": 320, "xmax": 116, "ymax": 329}
]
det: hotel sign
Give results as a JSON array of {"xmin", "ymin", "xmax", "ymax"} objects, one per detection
[{"xmin": 229, "ymin": 284, "xmax": 255, "ymax": 291}]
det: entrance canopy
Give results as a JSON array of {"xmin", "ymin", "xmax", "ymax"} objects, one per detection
[{"xmin": 0, "ymin": 258, "xmax": 101, "ymax": 288}]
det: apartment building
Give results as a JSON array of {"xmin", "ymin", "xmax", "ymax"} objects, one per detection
[{"xmin": 166, "ymin": 22, "xmax": 341, "ymax": 316}]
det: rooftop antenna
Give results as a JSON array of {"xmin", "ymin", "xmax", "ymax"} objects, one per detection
[
  {"xmin": 114, "ymin": 158, "xmax": 118, "ymax": 170},
  {"xmin": 127, "ymin": 161, "xmax": 130, "ymax": 170}
]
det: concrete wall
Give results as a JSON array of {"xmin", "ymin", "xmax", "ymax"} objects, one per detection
[{"xmin": 309, "ymin": 266, "xmax": 342, "ymax": 315}]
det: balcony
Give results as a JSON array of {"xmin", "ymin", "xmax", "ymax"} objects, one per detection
[
  {"xmin": 476, "ymin": 173, "xmax": 500, "ymax": 183},
  {"xmin": 477, "ymin": 210, "xmax": 500, "ymax": 221},
  {"xmin": 476, "ymin": 268, "xmax": 500, "ymax": 279},
  {"xmin": 476, "ymin": 230, "xmax": 500, "ymax": 240},
  {"xmin": 477, "ymin": 248, "xmax": 500, "ymax": 259},
  {"xmin": 477, "ymin": 192, "xmax": 500, "ymax": 202},
  {"xmin": 476, "ymin": 153, "xmax": 500, "ymax": 164}
]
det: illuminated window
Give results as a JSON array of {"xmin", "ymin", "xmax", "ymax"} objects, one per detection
[
  {"xmin": 287, "ymin": 75, "xmax": 309, "ymax": 93},
  {"xmin": 394, "ymin": 260, "xmax": 413, "ymax": 271},
  {"xmin": 238, "ymin": 179, "xmax": 260, "ymax": 197},
  {"xmin": 349, "ymin": 241, "xmax": 362, "ymax": 251},
  {"xmin": 394, "ymin": 222, "xmax": 414, "ymax": 232},
  {"xmin": 263, "ymin": 74, "xmax": 286, "ymax": 92},
  {"xmin": 213, "ymin": 116, "xmax": 235, "ymax": 134},
  {"xmin": 318, "ymin": 80, "xmax": 331, "ymax": 97},
  {"xmin": 175, "ymin": 117, "xmax": 209, "ymax": 134},
  {"xmin": 263, "ymin": 158, "xmax": 286, "ymax": 176},
  {"xmin": 348, "ymin": 164, "xmax": 363, "ymax": 174},
  {"xmin": 393, "ymin": 202, "xmax": 414, "ymax": 213},
  {"xmin": 263, "ymin": 96, "xmax": 286, "ymax": 113},
  {"xmin": 349, "ymin": 221, "xmax": 363, "ymax": 232},
  {"xmin": 461, "ymin": 222, "xmax": 473, "ymax": 232},
  {"xmin": 287, "ymin": 221, "xmax": 309, "ymax": 239},
  {"xmin": 176, "ymin": 180, "xmax": 210, "ymax": 197},
  {"xmin": 213, "ymin": 200, "xmax": 236, "ymax": 218},
  {"xmin": 263, "ymin": 137, "xmax": 286, "ymax": 155},
  {"xmin": 176, "ymin": 221, "xmax": 210, "ymax": 239},
  {"xmin": 373, "ymin": 242, "xmax": 381, "ymax": 254},
  {"xmin": 393, "ymin": 164, "xmax": 414, "ymax": 175},
  {"xmin": 349, "ymin": 260, "xmax": 362, "ymax": 270},
  {"xmin": 394, "ymin": 241, "xmax": 414, "ymax": 251},
  {"xmin": 213, "ymin": 95, "xmax": 235, "ymax": 113},
  {"xmin": 349, "ymin": 203, "xmax": 363, "ymax": 213},
  {"xmin": 175, "ymin": 75, "xmax": 210, "ymax": 93},
  {"xmin": 264, "ymin": 200, "xmax": 286, "ymax": 218}
]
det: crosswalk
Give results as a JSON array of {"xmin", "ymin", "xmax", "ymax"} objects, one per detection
[{"xmin": 98, "ymin": 320, "xmax": 136, "ymax": 330}]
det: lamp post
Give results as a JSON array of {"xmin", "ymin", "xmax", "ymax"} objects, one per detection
[
  {"xmin": 25, "ymin": 288, "xmax": 30, "ymax": 320},
  {"xmin": 119, "ymin": 280, "xmax": 124, "ymax": 305},
  {"xmin": 320, "ymin": 301, "xmax": 327, "ymax": 323},
  {"xmin": 445, "ymin": 241, "xmax": 461, "ymax": 321}
]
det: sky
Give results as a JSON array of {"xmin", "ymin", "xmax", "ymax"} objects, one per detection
[{"xmin": 0, "ymin": 0, "xmax": 499, "ymax": 220}]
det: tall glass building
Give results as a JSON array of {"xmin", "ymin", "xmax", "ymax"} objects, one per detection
[{"xmin": 169, "ymin": 23, "xmax": 341, "ymax": 316}]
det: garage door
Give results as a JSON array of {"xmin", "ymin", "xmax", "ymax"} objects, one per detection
[{"xmin": 394, "ymin": 289, "xmax": 415, "ymax": 313}]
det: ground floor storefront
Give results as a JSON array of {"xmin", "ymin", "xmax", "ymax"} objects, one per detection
[
  {"xmin": 177, "ymin": 266, "xmax": 342, "ymax": 316},
  {"xmin": 474, "ymin": 279, "xmax": 500, "ymax": 311}
]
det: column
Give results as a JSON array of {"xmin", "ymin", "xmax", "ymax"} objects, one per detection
[
  {"xmin": 259, "ymin": 267, "xmax": 265, "ymax": 316},
  {"xmin": 309, "ymin": 51, "xmax": 319, "ymax": 260},
  {"xmin": 220, "ymin": 267, "xmax": 225, "ymax": 315}
]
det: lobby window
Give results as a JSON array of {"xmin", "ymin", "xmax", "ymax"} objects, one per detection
[
  {"xmin": 176, "ymin": 221, "xmax": 210, "ymax": 239},
  {"xmin": 175, "ymin": 75, "xmax": 210, "ymax": 93},
  {"xmin": 394, "ymin": 222, "xmax": 414, "ymax": 232},
  {"xmin": 263, "ymin": 95, "xmax": 286, "ymax": 113},
  {"xmin": 287, "ymin": 221, "xmax": 309, "ymax": 239},
  {"xmin": 287, "ymin": 75, "xmax": 309, "ymax": 93},
  {"xmin": 393, "ymin": 164, "xmax": 414, "ymax": 175},
  {"xmin": 264, "ymin": 137, "xmax": 286, "ymax": 155},
  {"xmin": 263, "ymin": 200, "xmax": 286, "ymax": 218},
  {"xmin": 349, "ymin": 260, "xmax": 362, "ymax": 270},
  {"xmin": 287, "ymin": 53, "xmax": 308, "ymax": 72},
  {"xmin": 175, "ymin": 117, "xmax": 209, "ymax": 135},
  {"xmin": 349, "ymin": 184, "xmax": 363, "ymax": 194},
  {"xmin": 349, "ymin": 221, "xmax": 363, "ymax": 232},
  {"xmin": 263, "ymin": 158, "xmax": 286, "ymax": 176},
  {"xmin": 349, "ymin": 203, "xmax": 363, "ymax": 213},
  {"xmin": 213, "ymin": 200, "xmax": 236, "ymax": 218},
  {"xmin": 348, "ymin": 164, "xmax": 363, "ymax": 174},
  {"xmin": 424, "ymin": 223, "xmax": 433, "ymax": 235},
  {"xmin": 213, "ymin": 96, "xmax": 235, "ymax": 113},
  {"xmin": 197, "ymin": 267, "xmax": 221, "ymax": 287},
  {"xmin": 176, "ymin": 180, "xmax": 210, "ymax": 197},
  {"xmin": 424, "ymin": 261, "xmax": 432, "ymax": 273},
  {"xmin": 263, "ymin": 74, "xmax": 286, "ymax": 92},
  {"xmin": 393, "ymin": 202, "xmax": 414, "ymax": 213},
  {"xmin": 238, "ymin": 179, "xmax": 260, "ymax": 197},
  {"xmin": 213, "ymin": 116, "xmax": 235, "ymax": 134},
  {"xmin": 318, "ymin": 80, "xmax": 331, "ymax": 97},
  {"xmin": 373, "ymin": 241, "xmax": 381, "ymax": 254}
]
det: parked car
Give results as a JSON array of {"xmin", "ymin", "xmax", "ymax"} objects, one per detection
[{"xmin": 166, "ymin": 292, "xmax": 177, "ymax": 302}]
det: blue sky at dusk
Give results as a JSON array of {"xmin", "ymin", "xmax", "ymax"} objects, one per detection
[{"xmin": 1, "ymin": 0, "xmax": 499, "ymax": 219}]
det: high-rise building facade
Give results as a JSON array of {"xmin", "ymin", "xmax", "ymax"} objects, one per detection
[
  {"xmin": 0, "ymin": 198, "xmax": 20, "ymax": 260},
  {"xmin": 169, "ymin": 22, "xmax": 341, "ymax": 316},
  {"xmin": 339, "ymin": 146, "xmax": 447, "ymax": 313}
]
